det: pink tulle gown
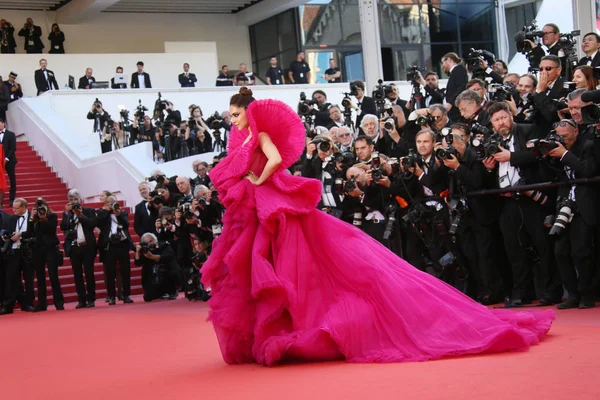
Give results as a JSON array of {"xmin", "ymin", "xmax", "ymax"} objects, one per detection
[{"xmin": 201, "ymin": 99, "xmax": 555, "ymax": 366}]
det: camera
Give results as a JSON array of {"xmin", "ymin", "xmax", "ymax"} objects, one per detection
[
  {"xmin": 349, "ymin": 82, "xmax": 359, "ymax": 97},
  {"xmin": 112, "ymin": 202, "xmax": 120, "ymax": 211},
  {"xmin": 71, "ymin": 202, "xmax": 81, "ymax": 211},
  {"xmin": 119, "ymin": 108, "xmax": 130, "ymax": 120},
  {"xmin": 333, "ymin": 151, "xmax": 355, "ymax": 166},
  {"xmin": 548, "ymin": 198, "xmax": 576, "ymax": 235},
  {"xmin": 191, "ymin": 252, "xmax": 207, "ymax": 269},
  {"xmin": 370, "ymin": 152, "xmax": 386, "ymax": 181},
  {"xmin": 526, "ymin": 130, "xmax": 564, "ymax": 158},
  {"xmin": 415, "ymin": 114, "xmax": 433, "ymax": 127},
  {"xmin": 438, "ymin": 127, "xmax": 453, "ymax": 144},
  {"xmin": 470, "ymin": 122, "xmax": 493, "ymax": 138},
  {"xmin": 406, "ymin": 65, "xmax": 420, "ymax": 82},
  {"xmin": 343, "ymin": 176, "xmax": 359, "ymax": 193},
  {"xmin": 401, "ymin": 149, "xmax": 419, "ymax": 171},
  {"xmin": 206, "ymin": 111, "xmax": 224, "ymax": 131},
  {"xmin": 311, "ymin": 137, "xmax": 331, "ymax": 153},
  {"xmin": 384, "ymin": 117, "xmax": 396, "ymax": 131},
  {"xmin": 140, "ymin": 241, "xmax": 157, "ymax": 254},
  {"xmin": 372, "ymin": 79, "xmax": 393, "ymax": 101},
  {"xmin": 135, "ymin": 99, "xmax": 148, "ymax": 120},
  {"xmin": 514, "ymin": 20, "xmax": 544, "ymax": 53},
  {"xmin": 92, "ymin": 98, "xmax": 102, "ymax": 111},
  {"xmin": 146, "ymin": 174, "xmax": 167, "ymax": 185},
  {"xmin": 0, "ymin": 229, "xmax": 13, "ymax": 254},
  {"xmin": 35, "ymin": 199, "xmax": 47, "ymax": 218},
  {"xmin": 298, "ymin": 92, "xmax": 318, "ymax": 116},
  {"xmin": 581, "ymin": 104, "xmax": 600, "ymax": 125},
  {"xmin": 434, "ymin": 146, "xmax": 458, "ymax": 161},
  {"xmin": 471, "ymin": 133, "xmax": 503, "ymax": 159},
  {"xmin": 489, "ymin": 82, "xmax": 519, "ymax": 102},
  {"xmin": 464, "ymin": 48, "xmax": 496, "ymax": 73},
  {"xmin": 148, "ymin": 190, "xmax": 164, "ymax": 206}
]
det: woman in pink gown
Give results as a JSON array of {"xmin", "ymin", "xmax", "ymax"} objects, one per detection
[{"xmin": 201, "ymin": 87, "xmax": 555, "ymax": 366}]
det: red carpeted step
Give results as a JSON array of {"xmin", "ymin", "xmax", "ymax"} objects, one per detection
[{"xmin": 6, "ymin": 142, "xmax": 143, "ymax": 306}]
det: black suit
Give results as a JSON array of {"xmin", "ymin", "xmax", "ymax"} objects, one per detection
[
  {"xmin": 32, "ymin": 212, "xmax": 64, "ymax": 309},
  {"xmin": 78, "ymin": 75, "xmax": 96, "ymax": 89},
  {"xmin": 134, "ymin": 242, "xmax": 180, "ymax": 301},
  {"xmin": 34, "ymin": 69, "xmax": 59, "ymax": 95},
  {"xmin": 532, "ymin": 77, "xmax": 569, "ymax": 136},
  {"xmin": 355, "ymin": 96, "xmax": 377, "ymax": 131},
  {"xmin": 424, "ymin": 85, "xmax": 445, "ymax": 106},
  {"xmin": 18, "ymin": 25, "xmax": 43, "ymax": 53},
  {"xmin": 0, "ymin": 24, "xmax": 17, "ymax": 53},
  {"xmin": 179, "ymin": 73, "xmax": 197, "ymax": 88},
  {"xmin": 60, "ymin": 208, "xmax": 97, "ymax": 305},
  {"xmin": 130, "ymin": 72, "xmax": 152, "ymax": 89},
  {"xmin": 4, "ymin": 81, "xmax": 23, "ymax": 103},
  {"xmin": 1, "ymin": 129, "xmax": 17, "ymax": 203},
  {"xmin": 134, "ymin": 200, "xmax": 156, "ymax": 237},
  {"xmin": 445, "ymin": 65, "xmax": 468, "ymax": 122},
  {"xmin": 578, "ymin": 52, "xmax": 600, "ymax": 68},
  {"xmin": 96, "ymin": 208, "xmax": 132, "ymax": 299},
  {"xmin": 47, "ymin": 31, "xmax": 65, "ymax": 53},
  {"xmin": 554, "ymin": 138, "xmax": 597, "ymax": 301},
  {"xmin": 488, "ymin": 123, "xmax": 562, "ymax": 302},
  {"xmin": 1, "ymin": 211, "xmax": 35, "ymax": 311}
]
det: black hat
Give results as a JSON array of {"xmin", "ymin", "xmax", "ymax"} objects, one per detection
[{"xmin": 9, "ymin": 72, "xmax": 17, "ymax": 78}]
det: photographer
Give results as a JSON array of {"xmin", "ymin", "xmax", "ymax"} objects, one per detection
[
  {"xmin": 327, "ymin": 105, "xmax": 345, "ymax": 129},
  {"xmin": 4, "ymin": 72, "xmax": 22, "ymax": 103},
  {"xmin": 188, "ymin": 106, "xmax": 212, "ymax": 154},
  {"xmin": 18, "ymin": 18, "xmax": 43, "ymax": 54},
  {"xmin": 101, "ymin": 120, "xmax": 123, "ymax": 154},
  {"xmin": 348, "ymin": 80, "xmax": 377, "ymax": 130},
  {"xmin": 407, "ymin": 104, "xmax": 451, "ymax": 137},
  {"xmin": 31, "ymin": 198, "xmax": 64, "ymax": 312},
  {"xmin": 562, "ymin": 89, "xmax": 596, "ymax": 141},
  {"xmin": 482, "ymin": 102, "xmax": 561, "ymax": 306},
  {"xmin": 438, "ymin": 130, "xmax": 503, "ymax": 303},
  {"xmin": 132, "ymin": 114, "xmax": 155, "ymax": 143},
  {"xmin": 532, "ymin": 55, "xmax": 569, "ymax": 134},
  {"xmin": 530, "ymin": 24, "xmax": 565, "ymax": 73},
  {"xmin": 513, "ymin": 74, "xmax": 537, "ymax": 122},
  {"xmin": 60, "ymin": 189, "xmax": 97, "ymax": 309},
  {"xmin": 419, "ymin": 72, "xmax": 445, "ymax": 107},
  {"xmin": 385, "ymin": 83, "xmax": 410, "ymax": 118},
  {"xmin": 135, "ymin": 233, "xmax": 180, "ymax": 302},
  {"xmin": 87, "ymin": 99, "xmax": 109, "ymax": 146},
  {"xmin": 546, "ymin": 119, "xmax": 597, "ymax": 309},
  {"xmin": 379, "ymin": 104, "xmax": 414, "ymax": 158},
  {"xmin": 466, "ymin": 79, "xmax": 488, "ymax": 105},
  {"xmin": 134, "ymin": 182, "xmax": 157, "ymax": 237},
  {"xmin": 0, "ymin": 19, "xmax": 17, "ymax": 53},
  {"xmin": 455, "ymin": 90, "xmax": 492, "ymax": 132},
  {"xmin": 193, "ymin": 184, "xmax": 223, "ymax": 243},
  {"xmin": 0, "ymin": 198, "xmax": 35, "ymax": 314},
  {"xmin": 192, "ymin": 160, "xmax": 211, "ymax": 189},
  {"xmin": 441, "ymin": 53, "xmax": 468, "ymax": 122},
  {"xmin": 47, "ymin": 23, "xmax": 65, "ymax": 54},
  {"xmin": 308, "ymin": 90, "xmax": 332, "ymax": 128},
  {"xmin": 579, "ymin": 32, "xmax": 600, "ymax": 68},
  {"xmin": 155, "ymin": 207, "xmax": 177, "ymax": 245},
  {"xmin": 96, "ymin": 195, "xmax": 133, "ymax": 305}
]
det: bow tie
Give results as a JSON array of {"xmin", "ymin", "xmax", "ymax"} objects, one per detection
[
  {"xmin": 138, "ymin": 73, "xmax": 144, "ymax": 75},
  {"xmin": 18, "ymin": 215, "xmax": 24, "ymax": 220},
  {"xmin": 0, "ymin": 131, "xmax": 5, "ymax": 134}
]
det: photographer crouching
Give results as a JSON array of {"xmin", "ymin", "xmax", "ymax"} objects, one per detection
[
  {"xmin": 135, "ymin": 233, "xmax": 180, "ymax": 302},
  {"xmin": 60, "ymin": 189, "xmax": 97, "ymax": 309},
  {"xmin": 546, "ymin": 119, "xmax": 597, "ymax": 309}
]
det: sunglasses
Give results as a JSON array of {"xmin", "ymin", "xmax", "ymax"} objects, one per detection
[
  {"xmin": 553, "ymin": 120, "xmax": 577, "ymax": 129},
  {"xmin": 540, "ymin": 66, "xmax": 558, "ymax": 71}
]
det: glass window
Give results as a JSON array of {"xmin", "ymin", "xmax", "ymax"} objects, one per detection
[
  {"xmin": 505, "ymin": 1, "xmax": 538, "ymax": 60},
  {"xmin": 424, "ymin": 2, "xmax": 459, "ymax": 43},
  {"xmin": 379, "ymin": 3, "xmax": 424, "ymax": 45},
  {"xmin": 459, "ymin": 3, "xmax": 494, "ymax": 42},
  {"xmin": 430, "ymin": 43, "xmax": 459, "ymax": 77},
  {"xmin": 278, "ymin": 10, "xmax": 297, "ymax": 52},
  {"xmin": 301, "ymin": 4, "xmax": 342, "ymax": 46},
  {"xmin": 254, "ymin": 17, "xmax": 280, "ymax": 61},
  {"xmin": 306, "ymin": 50, "xmax": 335, "ymax": 84},
  {"xmin": 342, "ymin": 51, "xmax": 364, "ymax": 82},
  {"xmin": 338, "ymin": 3, "xmax": 361, "ymax": 45}
]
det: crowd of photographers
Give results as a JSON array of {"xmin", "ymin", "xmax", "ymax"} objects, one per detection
[
  {"xmin": 289, "ymin": 23, "xmax": 600, "ymax": 310},
  {"xmin": 0, "ymin": 163, "xmax": 225, "ymax": 314},
  {"xmin": 86, "ymin": 94, "xmax": 231, "ymax": 158}
]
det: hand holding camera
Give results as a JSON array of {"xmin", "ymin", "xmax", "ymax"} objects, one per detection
[
  {"xmin": 492, "ymin": 145, "xmax": 511, "ymax": 163},
  {"xmin": 547, "ymin": 141, "xmax": 567, "ymax": 158}
]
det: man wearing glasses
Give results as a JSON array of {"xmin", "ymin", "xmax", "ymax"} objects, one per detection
[
  {"xmin": 530, "ymin": 23, "xmax": 565, "ymax": 74},
  {"xmin": 531, "ymin": 55, "xmax": 569, "ymax": 134},
  {"xmin": 546, "ymin": 119, "xmax": 597, "ymax": 309}
]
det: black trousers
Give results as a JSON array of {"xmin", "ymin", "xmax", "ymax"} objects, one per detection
[
  {"xmin": 0, "ymin": 46, "xmax": 16, "ymax": 54},
  {"xmin": 104, "ymin": 241, "xmax": 131, "ymax": 298},
  {"xmin": 101, "ymin": 140, "xmax": 112, "ymax": 154},
  {"xmin": 2, "ymin": 249, "xmax": 35, "ymax": 310},
  {"xmin": 498, "ymin": 197, "xmax": 562, "ymax": 301},
  {"xmin": 456, "ymin": 217, "xmax": 503, "ymax": 300},
  {"xmin": 70, "ymin": 244, "xmax": 97, "ymax": 303},
  {"xmin": 363, "ymin": 219, "xmax": 387, "ymax": 247},
  {"xmin": 555, "ymin": 214, "xmax": 596, "ymax": 299},
  {"xmin": 5, "ymin": 161, "xmax": 16, "ymax": 202},
  {"xmin": 34, "ymin": 247, "xmax": 64, "ymax": 308}
]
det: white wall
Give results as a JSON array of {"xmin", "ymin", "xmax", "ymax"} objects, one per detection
[
  {"xmin": 0, "ymin": 9, "xmax": 251, "ymax": 69},
  {"xmin": 1, "ymin": 52, "xmax": 219, "ymax": 97}
]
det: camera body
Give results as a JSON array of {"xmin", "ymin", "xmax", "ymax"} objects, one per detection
[
  {"xmin": 406, "ymin": 65, "xmax": 420, "ymax": 82},
  {"xmin": 415, "ymin": 114, "xmax": 433, "ymax": 127},
  {"xmin": 471, "ymin": 122, "xmax": 493, "ymax": 138},
  {"xmin": 71, "ymin": 202, "xmax": 81, "ymax": 212},
  {"xmin": 464, "ymin": 48, "xmax": 496, "ymax": 73},
  {"xmin": 489, "ymin": 82, "xmax": 519, "ymax": 102},
  {"xmin": 515, "ymin": 20, "xmax": 544, "ymax": 53},
  {"xmin": 526, "ymin": 130, "xmax": 564, "ymax": 158},
  {"xmin": 372, "ymin": 79, "xmax": 393, "ymax": 101},
  {"xmin": 298, "ymin": 91, "xmax": 318, "ymax": 116},
  {"xmin": 471, "ymin": 133, "xmax": 503, "ymax": 159},
  {"xmin": 401, "ymin": 149, "xmax": 419, "ymax": 171},
  {"xmin": 0, "ymin": 229, "xmax": 13, "ymax": 254},
  {"xmin": 349, "ymin": 82, "xmax": 359, "ymax": 97},
  {"xmin": 435, "ymin": 146, "xmax": 458, "ymax": 161},
  {"xmin": 140, "ymin": 241, "xmax": 158, "ymax": 254},
  {"xmin": 311, "ymin": 137, "xmax": 331, "ymax": 153}
]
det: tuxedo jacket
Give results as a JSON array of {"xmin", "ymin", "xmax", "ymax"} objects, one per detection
[
  {"xmin": 78, "ymin": 75, "xmax": 96, "ymax": 89},
  {"xmin": 179, "ymin": 73, "xmax": 197, "ymax": 88},
  {"xmin": 445, "ymin": 65, "xmax": 468, "ymax": 122},
  {"xmin": 130, "ymin": 72, "xmax": 152, "ymax": 89},
  {"xmin": 355, "ymin": 96, "xmax": 377, "ymax": 130},
  {"xmin": 18, "ymin": 25, "xmax": 43, "ymax": 52},
  {"xmin": 134, "ymin": 200, "xmax": 157, "ymax": 237},
  {"xmin": 34, "ymin": 68, "xmax": 59, "ymax": 95},
  {"xmin": 32, "ymin": 212, "xmax": 60, "ymax": 249},
  {"xmin": 578, "ymin": 52, "xmax": 600, "ymax": 68},
  {"xmin": 4, "ymin": 81, "xmax": 23, "ymax": 102},
  {"xmin": 532, "ymin": 77, "xmax": 569, "ymax": 134},
  {"xmin": 96, "ymin": 208, "xmax": 132, "ymax": 249},
  {"xmin": 1, "ymin": 129, "xmax": 17, "ymax": 165},
  {"xmin": 60, "ymin": 207, "xmax": 97, "ymax": 246}
]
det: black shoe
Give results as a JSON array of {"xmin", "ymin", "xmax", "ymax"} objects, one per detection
[
  {"xmin": 86, "ymin": 302, "xmax": 95, "ymax": 308},
  {"xmin": 511, "ymin": 298, "xmax": 523, "ymax": 306},
  {"xmin": 540, "ymin": 297, "xmax": 562, "ymax": 306},
  {"xmin": 118, "ymin": 295, "xmax": 124, "ymax": 301},
  {"xmin": 33, "ymin": 306, "xmax": 47, "ymax": 312},
  {"xmin": 579, "ymin": 299, "xmax": 596, "ymax": 309},
  {"xmin": 123, "ymin": 296, "xmax": 134, "ymax": 304},
  {"xmin": 108, "ymin": 297, "xmax": 116, "ymax": 305},
  {"xmin": 105, "ymin": 297, "xmax": 110, "ymax": 303},
  {"xmin": 21, "ymin": 305, "xmax": 35, "ymax": 312},
  {"xmin": 0, "ymin": 308, "xmax": 13, "ymax": 315},
  {"xmin": 557, "ymin": 297, "xmax": 580, "ymax": 309},
  {"xmin": 168, "ymin": 293, "xmax": 178, "ymax": 300},
  {"xmin": 75, "ymin": 302, "xmax": 87, "ymax": 309},
  {"xmin": 55, "ymin": 304, "xmax": 65, "ymax": 311}
]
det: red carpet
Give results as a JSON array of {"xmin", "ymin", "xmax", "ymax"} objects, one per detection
[{"xmin": 1, "ymin": 297, "xmax": 599, "ymax": 400}]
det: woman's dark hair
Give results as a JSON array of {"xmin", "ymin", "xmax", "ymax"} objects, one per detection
[
  {"xmin": 574, "ymin": 65, "xmax": 598, "ymax": 90},
  {"xmin": 230, "ymin": 87, "xmax": 255, "ymax": 108}
]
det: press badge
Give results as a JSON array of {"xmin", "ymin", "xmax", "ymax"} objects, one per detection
[
  {"xmin": 54, "ymin": 45, "xmax": 59, "ymax": 49},
  {"xmin": 28, "ymin": 40, "xmax": 34, "ymax": 46},
  {"xmin": 499, "ymin": 174, "xmax": 510, "ymax": 189},
  {"xmin": 212, "ymin": 225, "xmax": 223, "ymax": 236},
  {"xmin": 300, "ymin": 73, "xmax": 304, "ymax": 78},
  {"xmin": 275, "ymin": 80, "xmax": 280, "ymax": 84}
]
